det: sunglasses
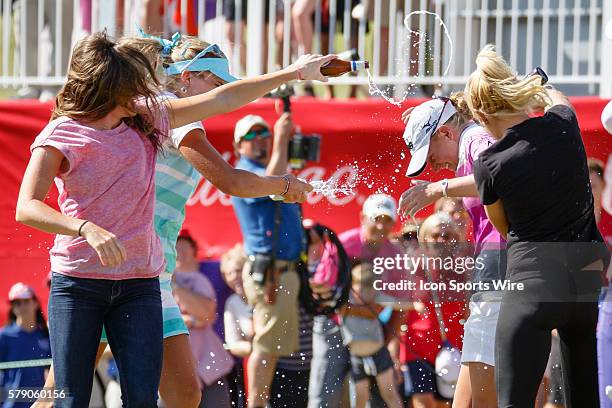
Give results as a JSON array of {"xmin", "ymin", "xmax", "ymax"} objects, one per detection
[
  {"xmin": 11, "ymin": 298, "xmax": 33, "ymax": 305},
  {"xmin": 242, "ymin": 128, "xmax": 271, "ymax": 141}
]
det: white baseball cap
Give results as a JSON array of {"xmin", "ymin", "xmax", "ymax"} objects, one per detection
[
  {"xmin": 362, "ymin": 194, "xmax": 398, "ymax": 222},
  {"xmin": 403, "ymin": 97, "xmax": 457, "ymax": 177},
  {"xmin": 8, "ymin": 282, "xmax": 35, "ymax": 302},
  {"xmin": 233, "ymin": 115, "xmax": 271, "ymax": 144},
  {"xmin": 435, "ymin": 345, "xmax": 462, "ymax": 399}
]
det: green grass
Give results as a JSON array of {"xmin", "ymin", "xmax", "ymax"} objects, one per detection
[{"xmin": 0, "ymin": 88, "xmax": 17, "ymax": 99}]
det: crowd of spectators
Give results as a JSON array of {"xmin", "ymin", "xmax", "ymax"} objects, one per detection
[{"xmin": 3, "ymin": 150, "xmax": 609, "ymax": 406}]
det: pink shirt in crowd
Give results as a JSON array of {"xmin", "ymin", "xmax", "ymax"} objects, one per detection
[
  {"xmin": 313, "ymin": 227, "xmax": 406, "ymax": 291},
  {"xmin": 30, "ymin": 102, "xmax": 170, "ymax": 280},
  {"xmin": 455, "ymin": 123, "xmax": 505, "ymax": 253},
  {"xmin": 174, "ymin": 272, "xmax": 234, "ymax": 387}
]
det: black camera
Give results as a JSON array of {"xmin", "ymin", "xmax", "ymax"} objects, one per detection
[
  {"xmin": 248, "ymin": 254, "xmax": 273, "ymax": 285},
  {"xmin": 288, "ymin": 132, "xmax": 321, "ymax": 170},
  {"xmin": 266, "ymin": 83, "xmax": 322, "ymax": 169}
]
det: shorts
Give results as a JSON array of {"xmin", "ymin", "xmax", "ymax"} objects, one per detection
[
  {"xmin": 101, "ymin": 272, "xmax": 188, "ymax": 342},
  {"xmin": 404, "ymin": 360, "xmax": 450, "ymax": 401},
  {"xmin": 242, "ymin": 260, "xmax": 300, "ymax": 356},
  {"xmin": 350, "ymin": 346, "xmax": 394, "ymax": 382},
  {"xmin": 460, "ymin": 291, "xmax": 503, "ymax": 366}
]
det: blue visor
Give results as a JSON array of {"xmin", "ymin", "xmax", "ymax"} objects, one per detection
[{"xmin": 164, "ymin": 43, "xmax": 239, "ymax": 83}]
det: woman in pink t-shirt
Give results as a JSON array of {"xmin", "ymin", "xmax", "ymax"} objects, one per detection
[
  {"xmin": 397, "ymin": 92, "xmax": 504, "ymax": 408},
  {"xmin": 16, "ymin": 31, "xmax": 331, "ymax": 407}
]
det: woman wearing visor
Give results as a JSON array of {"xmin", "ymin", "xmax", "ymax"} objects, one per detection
[
  {"xmin": 32, "ymin": 34, "xmax": 330, "ymax": 408},
  {"xmin": 398, "ymin": 93, "xmax": 505, "ymax": 408}
]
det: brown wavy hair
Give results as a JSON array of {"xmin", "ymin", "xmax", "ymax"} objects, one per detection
[{"xmin": 52, "ymin": 31, "xmax": 164, "ymax": 152}]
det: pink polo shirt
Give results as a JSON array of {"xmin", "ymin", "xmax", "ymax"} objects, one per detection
[
  {"xmin": 30, "ymin": 102, "xmax": 170, "ymax": 280},
  {"xmin": 455, "ymin": 123, "xmax": 505, "ymax": 253}
]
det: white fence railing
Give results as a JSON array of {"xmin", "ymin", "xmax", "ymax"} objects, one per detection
[{"xmin": 1, "ymin": 0, "xmax": 611, "ymax": 96}]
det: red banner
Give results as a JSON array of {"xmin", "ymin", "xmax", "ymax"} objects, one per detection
[{"xmin": 1, "ymin": 97, "xmax": 611, "ymax": 322}]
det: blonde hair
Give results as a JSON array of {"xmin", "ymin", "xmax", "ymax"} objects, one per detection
[
  {"xmin": 220, "ymin": 243, "xmax": 246, "ymax": 275},
  {"xmin": 434, "ymin": 197, "xmax": 463, "ymax": 213},
  {"xmin": 444, "ymin": 91, "xmax": 473, "ymax": 130},
  {"xmin": 418, "ymin": 212, "xmax": 463, "ymax": 243},
  {"xmin": 464, "ymin": 44, "xmax": 550, "ymax": 118},
  {"xmin": 165, "ymin": 35, "xmax": 219, "ymax": 94},
  {"xmin": 351, "ymin": 263, "xmax": 375, "ymax": 287}
]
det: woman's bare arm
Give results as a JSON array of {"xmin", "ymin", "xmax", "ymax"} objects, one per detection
[
  {"xmin": 16, "ymin": 147, "xmax": 127, "ymax": 267},
  {"xmin": 484, "ymin": 199, "xmax": 509, "ymax": 239},
  {"xmin": 165, "ymin": 55, "xmax": 334, "ymax": 129}
]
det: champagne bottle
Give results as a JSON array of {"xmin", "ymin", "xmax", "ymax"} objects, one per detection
[{"xmin": 320, "ymin": 59, "xmax": 370, "ymax": 77}]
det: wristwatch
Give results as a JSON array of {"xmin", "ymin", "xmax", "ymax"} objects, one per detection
[{"xmin": 441, "ymin": 179, "xmax": 449, "ymax": 198}]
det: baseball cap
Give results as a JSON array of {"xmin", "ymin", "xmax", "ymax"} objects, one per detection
[
  {"xmin": 362, "ymin": 194, "xmax": 398, "ymax": 222},
  {"xmin": 403, "ymin": 97, "xmax": 457, "ymax": 177},
  {"xmin": 178, "ymin": 228, "xmax": 193, "ymax": 239},
  {"xmin": 8, "ymin": 283, "xmax": 35, "ymax": 302},
  {"xmin": 234, "ymin": 115, "xmax": 271, "ymax": 144},
  {"xmin": 435, "ymin": 344, "xmax": 462, "ymax": 399}
]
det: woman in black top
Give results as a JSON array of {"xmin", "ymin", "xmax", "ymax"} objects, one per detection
[{"xmin": 464, "ymin": 45, "xmax": 609, "ymax": 407}]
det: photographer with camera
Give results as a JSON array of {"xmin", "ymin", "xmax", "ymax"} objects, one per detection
[{"xmin": 230, "ymin": 113, "xmax": 304, "ymax": 408}]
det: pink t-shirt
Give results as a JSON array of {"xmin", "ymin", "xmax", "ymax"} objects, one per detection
[
  {"xmin": 30, "ymin": 103, "xmax": 170, "ymax": 280},
  {"xmin": 455, "ymin": 124, "xmax": 505, "ymax": 253}
]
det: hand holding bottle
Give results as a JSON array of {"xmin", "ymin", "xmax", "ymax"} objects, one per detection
[{"xmin": 288, "ymin": 54, "xmax": 337, "ymax": 82}]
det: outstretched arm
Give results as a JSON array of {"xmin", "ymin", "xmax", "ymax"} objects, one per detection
[
  {"xmin": 398, "ymin": 175, "xmax": 478, "ymax": 217},
  {"xmin": 165, "ymin": 54, "xmax": 335, "ymax": 129},
  {"xmin": 178, "ymin": 129, "xmax": 312, "ymax": 202},
  {"xmin": 17, "ymin": 147, "xmax": 127, "ymax": 267}
]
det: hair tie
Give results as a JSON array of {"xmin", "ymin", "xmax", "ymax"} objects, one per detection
[{"xmin": 135, "ymin": 25, "xmax": 181, "ymax": 57}]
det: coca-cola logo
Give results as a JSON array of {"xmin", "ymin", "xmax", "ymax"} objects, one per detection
[{"xmin": 186, "ymin": 151, "xmax": 361, "ymax": 207}]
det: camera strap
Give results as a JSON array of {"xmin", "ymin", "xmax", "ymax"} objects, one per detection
[
  {"xmin": 423, "ymin": 265, "xmax": 448, "ymax": 344},
  {"xmin": 270, "ymin": 201, "xmax": 282, "ymax": 271}
]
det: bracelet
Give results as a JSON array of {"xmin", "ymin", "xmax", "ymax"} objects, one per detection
[
  {"xmin": 280, "ymin": 175, "xmax": 291, "ymax": 196},
  {"xmin": 78, "ymin": 220, "xmax": 89, "ymax": 237},
  {"xmin": 441, "ymin": 179, "xmax": 449, "ymax": 198}
]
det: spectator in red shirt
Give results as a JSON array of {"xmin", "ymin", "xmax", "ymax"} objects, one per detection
[{"xmin": 400, "ymin": 212, "xmax": 468, "ymax": 408}]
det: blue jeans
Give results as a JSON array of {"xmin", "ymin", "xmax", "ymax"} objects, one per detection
[
  {"xmin": 307, "ymin": 316, "xmax": 350, "ymax": 408},
  {"xmin": 48, "ymin": 273, "xmax": 163, "ymax": 408},
  {"xmin": 598, "ymin": 282, "xmax": 612, "ymax": 408}
]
